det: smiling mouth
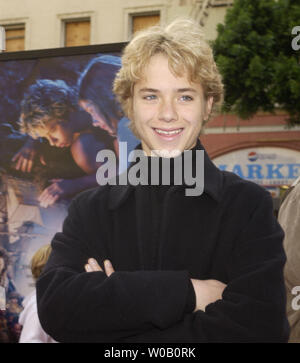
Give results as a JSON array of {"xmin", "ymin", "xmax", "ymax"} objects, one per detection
[{"xmin": 153, "ymin": 128, "xmax": 183, "ymax": 136}]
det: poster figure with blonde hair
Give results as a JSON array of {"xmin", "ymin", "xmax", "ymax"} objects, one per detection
[{"xmin": 19, "ymin": 244, "xmax": 56, "ymax": 343}]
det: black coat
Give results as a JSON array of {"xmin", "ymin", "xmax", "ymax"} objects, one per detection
[{"xmin": 36, "ymin": 141, "xmax": 289, "ymax": 343}]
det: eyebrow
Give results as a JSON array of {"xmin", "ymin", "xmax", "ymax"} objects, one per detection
[
  {"xmin": 138, "ymin": 88, "xmax": 159, "ymax": 93},
  {"xmin": 138, "ymin": 88, "xmax": 197, "ymax": 93}
]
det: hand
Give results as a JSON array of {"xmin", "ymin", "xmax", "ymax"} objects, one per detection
[
  {"xmin": 191, "ymin": 279, "xmax": 227, "ymax": 312},
  {"xmin": 38, "ymin": 179, "xmax": 71, "ymax": 208},
  {"xmin": 85, "ymin": 258, "xmax": 115, "ymax": 277},
  {"xmin": 12, "ymin": 138, "xmax": 46, "ymax": 173}
]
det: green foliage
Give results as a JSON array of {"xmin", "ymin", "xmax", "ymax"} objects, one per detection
[{"xmin": 213, "ymin": 0, "xmax": 300, "ymax": 125}]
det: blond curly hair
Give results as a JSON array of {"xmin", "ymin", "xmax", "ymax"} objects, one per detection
[
  {"xmin": 113, "ymin": 18, "xmax": 224, "ymax": 136},
  {"xmin": 30, "ymin": 244, "xmax": 52, "ymax": 281}
]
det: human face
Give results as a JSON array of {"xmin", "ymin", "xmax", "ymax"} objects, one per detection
[
  {"xmin": 36, "ymin": 120, "xmax": 74, "ymax": 148},
  {"xmin": 79, "ymin": 100, "xmax": 116, "ymax": 136},
  {"xmin": 132, "ymin": 54, "xmax": 213, "ymax": 157}
]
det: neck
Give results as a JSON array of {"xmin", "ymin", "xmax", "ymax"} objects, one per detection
[{"xmin": 141, "ymin": 140, "xmax": 201, "ymax": 186}]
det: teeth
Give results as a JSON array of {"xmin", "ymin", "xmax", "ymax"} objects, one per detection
[{"xmin": 155, "ymin": 128, "xmax": 182, "ymax": 135}]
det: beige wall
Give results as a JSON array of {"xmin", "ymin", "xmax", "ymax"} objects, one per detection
[
  {"xmin": 202, "ymin": 6, "xmax": 229, "ymax": 41},
  {"xmin": 0, "ymin": 0, "xmax": 231, "ymax": 51}
]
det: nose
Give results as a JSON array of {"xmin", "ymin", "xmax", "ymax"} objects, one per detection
[{"xmin": 158, "ymin": 98, "xmax": 178, "ymax": 122}]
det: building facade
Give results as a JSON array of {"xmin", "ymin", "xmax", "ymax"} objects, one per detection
[
  {"xmin": 0, "ymin": 0, "xmax": 232, "ymax": 51},
  {"xmin": 202, "ymin": 113, "xmax": 300, "ymax": 211}
]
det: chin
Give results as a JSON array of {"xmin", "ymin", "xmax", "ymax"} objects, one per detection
[
  {"xmin": 156, "ymin": 149, "xmax": 182, "ymax": 158},
  {"xmin": 149, "ymin": 143, "xmax": 183, "ymax": 158}
]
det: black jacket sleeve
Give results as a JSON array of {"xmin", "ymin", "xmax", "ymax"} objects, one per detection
[
  {"xmin": 36, "ymin": 196, "xmax": 195, "ymax": 343},
  {"xmin": 121, "ymin": 193, "xmax": 290, "ymax": 343}
]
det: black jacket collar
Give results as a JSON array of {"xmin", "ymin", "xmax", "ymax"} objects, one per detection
[{"xmin": 109, "ymin": 139, "xmax": 223, "ymax": 210}]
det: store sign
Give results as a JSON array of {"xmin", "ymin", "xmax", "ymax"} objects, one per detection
[
  {"xmin": 213, "ymin": 147, "xmax": 300, "ymax": 186},
  {"xmin": 0, "ymin": 26, "xmax": 5, "ymax": 52}
]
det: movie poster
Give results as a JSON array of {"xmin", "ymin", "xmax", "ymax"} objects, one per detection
[{"xmin": 0, "ymin": 46, "xmax": 139, "ymax": 342}]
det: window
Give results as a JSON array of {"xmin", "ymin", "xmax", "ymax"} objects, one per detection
[
  {"xmin": 211, "ymin": 0, "xmax": 233, "ymax": 6},
  {"xmin": 132, "ymin": 14, "xmax": 160, "ymax": 34},
  {"xmin": 3, "ymin": 24, "xmax": 25, "ymax": 52},
  {"xmin": 64, "ymin": 19, "xmax": 90, "ymax": 47}
]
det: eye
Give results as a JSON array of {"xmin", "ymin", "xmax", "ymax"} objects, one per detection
[
  {"xmin": 143, "ymin": 94, "xmax": 157, "ymax": 100},
  {"xmin": 180, "ymin": 95, "xmax": 193, "ymax": 101}
]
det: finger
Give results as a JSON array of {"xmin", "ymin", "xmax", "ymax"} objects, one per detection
[
  {"xmin": 21, "ymin": 158, "xmax": 29, "ymax": 173},
  {"xmin": 42, "ymin": 193, "xmax": 59, "ymax": 208},
  {"xmin": 104, "ymin": 260, "xmax": 115, "ymax": 277},
  {"xmin": 88, "ymin": 258, "xmax": 103, "ymax": 271},
  {"xmin": 39, "ymin": 192, "xmax": 54, "ymax": 206},
  {"xmin": 85, "ymin": 264, "xmax": 93, "ymax": 272},
  {"xmin": 39, "ymin": 199, "xmax": 47, "ymax": 208},
  {"xmin": 38, "ymin": 183, "xmax": 57, "ymax": 202},
  {"xmin": 40, "ymin": 155, "xmax": 47, "ymax": 166},
  {"xmin": 40, "ymin": 196, "xmax": 51, "ymax": 208},
  {"xmin": 38, "ymin": 189, "xmax": 49, "ymax": 202},
  {"xmin": 88, "ymin": 258, "xmax": 103, "ymax": 272},
  {"xmin": 11, "ymin": 152, "xmax": 20, "ymax": 162},
  {"xmin": 39, "ymin": 190, "xmax": 54, "ymax": 206},
  {"xmin": 48, "ymin": 180, "xmax": 63, "ymax": 194},
  {"xmin": 15, "ymin": 156, "xmax": 23, "ymax": 170},
  {"xmin": 27, "ymin": 158, "xmax": 33, "ymax": 173},
  {"xmin": 40, "ymin": 198, "xmax": 52, "ymax": 208},
  {"xmin": 47, "ymin": 194, "xmax": 59, "ymax": 207}
]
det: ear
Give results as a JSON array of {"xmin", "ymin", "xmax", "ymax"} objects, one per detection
[{"xmin": 204, "ymin": 96, "xmax": 214, "ymax": 120}]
